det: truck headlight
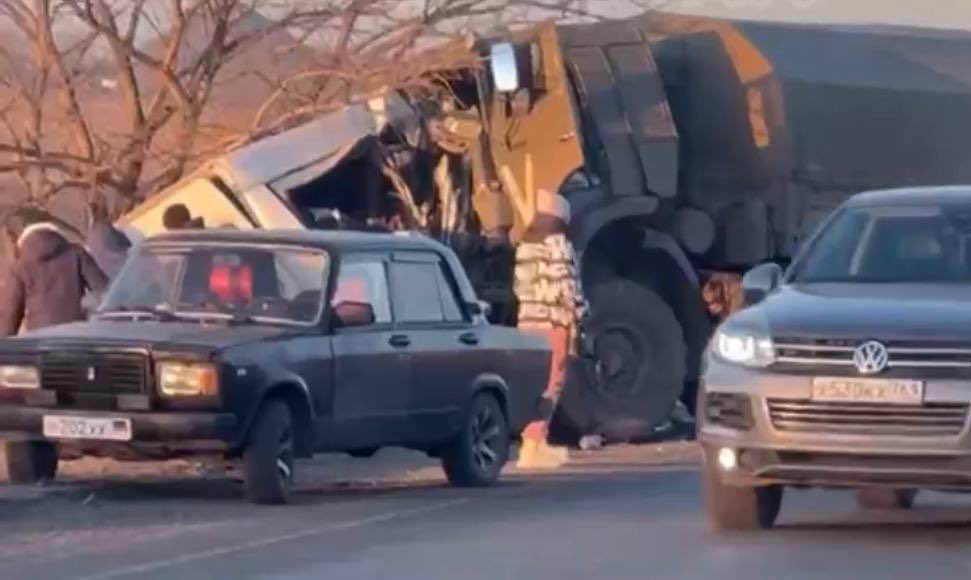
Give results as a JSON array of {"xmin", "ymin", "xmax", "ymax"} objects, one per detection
[
  {"xmin": 157, "ymin": 362, "xmax": 219, "ymax": 397},
  {"xmin": 0, "ymin": 365, "xmax": 39, "ymax": 389},
  {"xmin": 714, "ymin": 330, "xmax": 775, "ymax": 368}
]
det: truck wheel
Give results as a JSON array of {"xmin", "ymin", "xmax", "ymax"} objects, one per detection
[
  {"xmin": 442, "ymin": 393, "xmax": 509, "ymax": 487},
  {"xmin": 703, "ymin": 458, "xmax": 783, "ymax": 532},
  {"xmin": 856, "ymin": 488, "xmax": 917, "ymax": 510},
  {"xmin": 243, "ymin": 400, "xmax": 295, "ymax": 505},
  {"xmin": 4, "ymin": 441, "xmax": 58, "ymax": 484},
  {"xmin": 576, "ymin": 279, "xmax": 687, "ymax": 441}
]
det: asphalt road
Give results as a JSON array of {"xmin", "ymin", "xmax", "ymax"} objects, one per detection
[{"xmin": 2, "ymin": 445, "xmax": 971, "ymax": 580}]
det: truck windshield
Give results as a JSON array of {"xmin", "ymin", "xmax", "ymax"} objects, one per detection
[
  {"xmin": 99, "ymin": 244, "xmax": 329, "ymax": 325},
  {"xmin": 793, "ymin": 204, "xmax": 971, "ymax": 284}
]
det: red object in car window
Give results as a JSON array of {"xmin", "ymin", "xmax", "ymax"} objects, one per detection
[
  {"xmin": 333, "ymin": 277, "xmax": 366, "ymax": 304},
  {"xmin": 210, "ymin": 264, "xmax": 254, "ymax": 302}
]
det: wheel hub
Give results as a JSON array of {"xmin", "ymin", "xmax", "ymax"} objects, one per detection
[
  {"xmin": 594, "ymin": 325, "xmax": 650, "ymax": 398},
  {"xmin": 471, "ymin": 407, "xmax": 501, "ymax": 472}
]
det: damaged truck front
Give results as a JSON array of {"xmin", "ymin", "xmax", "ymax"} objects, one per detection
[{"xmin": 121, "ymin": 13, "xmax": 971, "ymax": 442}]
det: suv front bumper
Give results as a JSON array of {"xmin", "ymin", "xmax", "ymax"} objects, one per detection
[{"xmin": 699, "ymin": 360, "xmax": 971, "ymax": 489}]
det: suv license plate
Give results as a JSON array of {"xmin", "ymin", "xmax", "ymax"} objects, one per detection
[
  {"xmin": 43, "ymin": 415, "xmax": 132, "ymax": 442},
  {"xmin": 811, "ymin": 377, "xmax": 924, "ymax": 405}
]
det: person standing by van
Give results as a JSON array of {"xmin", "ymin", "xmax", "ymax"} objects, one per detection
[{"xmin": 0, "ymin": 223, "xmax": 108, "ymax": 336}]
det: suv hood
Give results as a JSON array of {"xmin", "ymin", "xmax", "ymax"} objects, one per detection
[
  {"xmin": 745, "ymin": 283, "xmax": 971, "ymax": 342},
  {"xmin": 6, "ymin": 320, "xmax": 298, "ymax": 352}
]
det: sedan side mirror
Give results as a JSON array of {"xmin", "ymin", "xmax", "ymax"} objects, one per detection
[
  {"xmin": 741, "ymin": 263, "xmax": 783, "ymax": 305},
  {"xmin": 467, "ymin": 300, "xmax": 491, "ymax": 319},
  {"xmin": 333, "ymin": 301, "xmax": 375, "ymax": 328}
]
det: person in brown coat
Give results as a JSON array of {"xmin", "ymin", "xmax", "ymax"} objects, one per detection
[{"xmin": 0, "ymin": 223, "xmax": 108, "ymax": 336}]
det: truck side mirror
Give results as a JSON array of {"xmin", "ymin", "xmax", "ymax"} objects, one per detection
[
  {"xmin": 489, "ymin": 42, "xmax": 532, "ymax": 93},
  {"xmin": 741, "ymin": 263, "xmax": 783, "ymax": 305}
]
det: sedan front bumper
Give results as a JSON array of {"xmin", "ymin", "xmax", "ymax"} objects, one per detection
[
  {"xmin": 698, "ymin": 359, "xmax": 971, "ymax": 489},
  {"xmin": 0, "ymin": 405, "xmax": 237, "ymax": 456}
]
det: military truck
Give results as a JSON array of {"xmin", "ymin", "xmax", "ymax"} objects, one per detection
[{"xmin": 120, "ymin": 12, "xmax": 971, "ymax": 441}]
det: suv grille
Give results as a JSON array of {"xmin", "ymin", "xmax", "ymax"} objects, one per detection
[
  {"xmin": 40, "ymin": 351, "xmax": 149, "ymax": 395},
  {"xmin": 772, "ymin": 338, "xmax": 971, "ymax": 378},
  {"xmin": 767, "ymin": 399, "xmax": 969, "ymax": 437}
]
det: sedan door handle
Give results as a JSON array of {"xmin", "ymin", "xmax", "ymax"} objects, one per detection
[
  {"xmin": 458, "ymin": 332, "xmax": 479, "ymax": 346},
  {"xmin": 389, "ymin": 334, "xmax": 411, "ymax": 348}
]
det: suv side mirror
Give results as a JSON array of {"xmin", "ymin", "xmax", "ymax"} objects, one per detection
[
  {"xmin": 741, "ymin": 263, "xmax": 783, "ymax": 305},
  {"xmin": 333, "ymin": 301, "xmax": 375, "ymax": 328}
]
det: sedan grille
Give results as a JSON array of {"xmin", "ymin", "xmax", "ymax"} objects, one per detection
[
  {"xmin": 40, "ymin": 351, "xmax": 149, "ymax": 396},
  {"xmin": 767, "ymin": 399, "xmax": 969, "ymax": 437}
]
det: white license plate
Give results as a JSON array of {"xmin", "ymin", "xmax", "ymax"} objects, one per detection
[
  {"xmin": 43, "ymin": 415, "xmax": 132, "ymax": 442},
  {"xmin": 811, "ymin": 377, "xmax": 924, "ymax": 405}
]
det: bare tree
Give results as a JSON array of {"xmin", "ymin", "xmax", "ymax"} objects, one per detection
[{"xmin": 0, "ymin": 0, "xmax": 622, "ymax": 217}]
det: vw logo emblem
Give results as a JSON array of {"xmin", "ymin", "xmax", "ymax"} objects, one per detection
[{"xmin": 853, "ymin": 341, "xmax": 889, "ymax": 375}]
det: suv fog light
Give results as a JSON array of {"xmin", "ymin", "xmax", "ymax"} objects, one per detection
[{"xmin": 717, "ymin": 447, "xmax": 738, "ymax": 471}]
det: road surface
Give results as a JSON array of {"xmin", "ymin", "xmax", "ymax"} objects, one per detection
[{"xmin": 1, "ymin": 444, "xmax": 970, "ymax": 580}]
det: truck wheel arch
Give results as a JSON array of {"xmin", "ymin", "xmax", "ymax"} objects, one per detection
[{"xmin": 571, "ymin": 196, "xmax": 661, "ymax": 253}]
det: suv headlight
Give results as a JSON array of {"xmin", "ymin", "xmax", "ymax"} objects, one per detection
[
  {"xmin": 0, "ymin": 365, "xmax": 39, "ymax": 389},
  {"xmin": 158, "ymin": 362, "xmax": 219, "ymax": 397},
  {"xmin": 714, "ymin": 329, "xmax": 775, "ymax": 368}
]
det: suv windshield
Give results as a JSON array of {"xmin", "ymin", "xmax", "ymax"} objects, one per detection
[
  {"xmin": 793, "ymin": 204, "xmax": 971, "ymax": 284},
  {"xmin": 99, "ymin": 244, "xmax": 329, "ymax": 325}
]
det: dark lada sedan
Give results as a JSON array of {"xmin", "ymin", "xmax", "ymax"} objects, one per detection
[
  {"xmin": 700, "ymin": 186, "xmax": 971, "ymax": 531},
  {"xmin": 0, "ymin": 229, "xmax": 549, "ymax": 503}
]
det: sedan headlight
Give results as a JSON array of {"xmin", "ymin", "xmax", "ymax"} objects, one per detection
[
  {"xmin": 0, "ymin": 365, "xmax": 39, "ymax": 389},
  {"xmin": 713, "ymin": 329, "xmax": 775, "ymax": 368},
  {"xmin": 157, "ymin": 362, "xmax": 219, "ymax": 397}
]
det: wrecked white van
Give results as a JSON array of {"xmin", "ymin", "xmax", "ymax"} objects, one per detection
[{"xmin": 119, "ymin": 93, "xmax": 424, "ymax": 241}]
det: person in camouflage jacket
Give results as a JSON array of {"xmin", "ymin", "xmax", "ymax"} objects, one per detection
[{"xmin": 514, "ymin": 189, "xmax": 587, "ymax": 469}]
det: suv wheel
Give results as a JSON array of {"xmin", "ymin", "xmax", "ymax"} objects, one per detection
[
  {"xmin": 4, "ymin": 441, "xmax": 58, "ymax": 484},
  {"xmin": 442, "ymin": 393, "xmax": 509, "ymax": 487},
  {"xmin": 856, "ymin": 488, "xmax": 917, "ymax": 510},
  {"xmin": 243, "ymin": 400, "xmax": 295, "ymax": 505},
  {"xmin": 703, "ymin": 458, "xmax": 782, "ymax": 532}
]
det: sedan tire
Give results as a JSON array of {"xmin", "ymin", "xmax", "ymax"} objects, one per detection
[
  {"xmin": 243, "ymin": 400, "xmax": 295, "ymax": 505},
  {"xmin": 703, "ymin": 459, "xmax": 783, "ymax": 532},
  {"xmin": 856, "ymin": 488, "xmax": 917, "ymax": 510},
  {"xmin": 4, "ymin": 441, "xmax": 58, "ymax": 484},
  {"xmin": 442, "ymin": 393, "xmax": 509, "ymax": 487}
]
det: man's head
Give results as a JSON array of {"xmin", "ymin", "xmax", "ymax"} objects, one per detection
[
  {"xmin": 527, "ymin": 189, "xmax": 571, "ymax": 236},
  {"xmin": 535, "ymin": 189, "xmax": 571, "ymax": 225},
  {"xmin": 163, "ymin": 204, "xmax": 193, "ymax": 230}
]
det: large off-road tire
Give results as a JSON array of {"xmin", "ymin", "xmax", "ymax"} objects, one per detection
[
  {"xmin": 442, "ymin": 394, "xmax": 510, "ymax": 487},
  {"xmin": 703, "ymin": 457, "xmax": 783, "ymax": 532},
  {"xmin": 4, "ymin": 441, "xmax": 58, "ymax": 484},
  {"xmin": 856, "ymin": 488, "xmax": 917, "ymax": 510},
  {"xmin": 243, "ymin": 400, "xmax": 295, "ymax": 505},
  {"xmin": 568, "ymin": 279, "xmax": 687, "ymax": 442}
]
